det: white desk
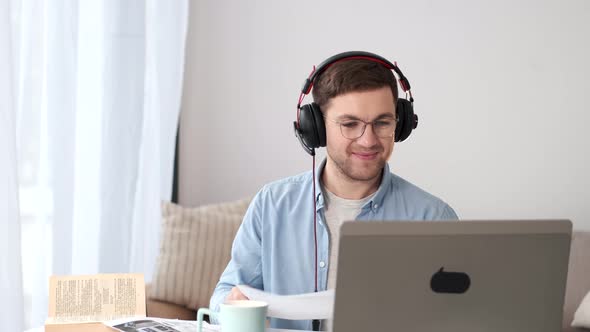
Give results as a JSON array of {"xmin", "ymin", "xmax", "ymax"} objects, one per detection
[{"xmin": 25, "ymin": 327, "xmax": 309, "ymax": 332}]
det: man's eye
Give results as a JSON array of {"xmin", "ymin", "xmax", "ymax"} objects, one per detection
[
  {"xmin": 341, "ymin": 121, "xmax": 360, "ymax": 128},
  {"xmin": 375, "ymin": 121, "xmax": 393, "ymax": 127}
]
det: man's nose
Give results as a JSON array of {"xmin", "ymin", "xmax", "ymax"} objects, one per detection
[{"xmin": 357, "ymin": 123, "xmax": 379, "ymax": 147}]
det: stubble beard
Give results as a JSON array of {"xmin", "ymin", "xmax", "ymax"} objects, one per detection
[{"xmin": 326, "ymin": 149, "xmax": 386, "ymax": 183}]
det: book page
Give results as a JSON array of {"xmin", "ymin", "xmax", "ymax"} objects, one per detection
[{"xmin": 47, "ymin": 273, "xmax": 146, "ymax": 324}]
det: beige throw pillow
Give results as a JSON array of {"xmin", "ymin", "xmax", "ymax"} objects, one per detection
[
  {"xmin": 572, "ymin": 290, "xmax": 590, "ymax": 328},
  {"xmin": 150, "ymin": 199, "xmax": 251, "ymax": 310}
]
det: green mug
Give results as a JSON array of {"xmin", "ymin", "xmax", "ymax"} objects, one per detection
[{"xmin": 197, "ymin": 300, "xmax": 269, "ymax": 332}]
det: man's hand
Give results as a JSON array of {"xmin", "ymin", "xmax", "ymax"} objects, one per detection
[{"xmin": 225, "ymin": 287, "xmax": 249, "ymax": 301}]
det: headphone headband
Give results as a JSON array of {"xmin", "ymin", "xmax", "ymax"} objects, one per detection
[{"xmin": 301, "ymin": 51, "xmax": 412, "ymax": 96}]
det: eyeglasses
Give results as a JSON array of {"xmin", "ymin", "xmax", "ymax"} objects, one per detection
[{"xmin": 324, "ymin": 116, "xmax": 398, "ymax": 140}]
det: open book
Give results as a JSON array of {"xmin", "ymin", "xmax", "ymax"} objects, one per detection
[{"xmin": 44, "ymin": 273, "xmax": 146, "ymax": 332}]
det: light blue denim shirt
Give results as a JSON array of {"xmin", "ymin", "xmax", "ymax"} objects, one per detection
[{"xmin": 210, "ymin": 160, "xmax": 458, "ymax": 330}]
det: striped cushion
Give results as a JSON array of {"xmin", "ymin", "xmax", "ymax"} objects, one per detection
[{"xmin": 150, "ymin": 199, "xmax": 250, "ymax": 310}]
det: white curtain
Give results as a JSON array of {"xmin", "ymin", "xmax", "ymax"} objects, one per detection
[
  {"xmin": 1, "ymin": 0, "xmax": 188, "ymax": 329},
  {"xmin": 1, "ymin": 1, "xmax": 25, "ymax": 331}
]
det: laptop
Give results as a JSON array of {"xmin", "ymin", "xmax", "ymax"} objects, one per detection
[{"xmin": 332, "ymin": 220, "xmax": 572, "ymax": 332}]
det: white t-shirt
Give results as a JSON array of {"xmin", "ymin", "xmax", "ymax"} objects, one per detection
[
  {"xmin": 323, "ymin": 189, "xmax": 376, "ymax": 289},
  {"xmin": 322, "ymin": 188, "xmax": 376, "ymax": 331}
]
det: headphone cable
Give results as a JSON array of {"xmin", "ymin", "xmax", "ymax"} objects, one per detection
[{"xmin": 312, "ymin": 154, "xmax": 320, "ymax": 331}]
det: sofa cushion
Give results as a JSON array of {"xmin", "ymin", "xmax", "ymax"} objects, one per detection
[
  {"xmin": 564, "ymin": 231, "xmax": 590, "ymax": 330},
  {"xmin": 572, "ymin": 291, "xmax": 590, "ymax": 329},
  {"xmin": 150, "ymin": 199, "xmax": 250, "ymax": 311},
  {"xmin": 145, "ymin": 284, "xmax": 197, "ymax": 320}
]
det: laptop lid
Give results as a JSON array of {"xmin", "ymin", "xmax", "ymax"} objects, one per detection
[{"xmin": 332, "ymin": 220, "xmax": 572, "ymax": 332}]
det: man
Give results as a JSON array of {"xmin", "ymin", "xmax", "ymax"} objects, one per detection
[{"xmin": 210, "ymin": 51, "xmax": 458, "ymax": 331}]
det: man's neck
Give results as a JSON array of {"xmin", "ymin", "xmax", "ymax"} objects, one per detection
[{"xmin": 321, "ymin": 159, "xmax": 383, "ymax": 200}]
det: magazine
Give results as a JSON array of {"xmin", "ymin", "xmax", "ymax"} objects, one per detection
[{"xmin": 105, "ymin": 318, "xmax": 219, "ymax": 332}]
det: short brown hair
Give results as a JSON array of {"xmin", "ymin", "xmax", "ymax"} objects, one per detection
[{"xmin": 311, "ymin": 59, "xmax": 398, "ymax": 111}]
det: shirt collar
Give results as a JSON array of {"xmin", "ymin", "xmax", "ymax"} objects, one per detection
[
  {"xmin": 314, "ymin": 159, "xmax": 327, "ymax": 211},
  {"xmin": 314, "ymin": 158, "xmax": 392, "ymax": 211},
  {"xmin": 369, "ymin": 162, "xmax": 392, "ymax": 209}
]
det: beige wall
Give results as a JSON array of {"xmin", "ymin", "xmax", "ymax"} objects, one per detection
[{"xmin": 179, "ymin": 0, "xmax": 590, "ymax": 229}]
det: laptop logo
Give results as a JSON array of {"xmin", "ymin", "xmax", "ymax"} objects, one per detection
[{"xmin": 430, "ymin": 267, "xmax": 471, "ymax": 294}]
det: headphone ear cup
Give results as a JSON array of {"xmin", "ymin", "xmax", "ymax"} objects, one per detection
[
  {"xmin": 395, "ymin": 98, "xmax": 415, "ymax": 142},
  {"xmin": 309, "ymin": 103, "xmax": 326, "ymax": 147},
  {"xmin": 299, "ymin": 103, "xmax": 322, "ymax": 149}
]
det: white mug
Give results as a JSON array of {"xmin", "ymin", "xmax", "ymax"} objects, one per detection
[{"xmin": 197, "ymin": 300, "xmax": 268, "ymax": 332}]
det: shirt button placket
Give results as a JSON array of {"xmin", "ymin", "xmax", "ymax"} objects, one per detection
[{"xmin": 371, "ymin": 203, "xmax": 379, "ymax": 214}]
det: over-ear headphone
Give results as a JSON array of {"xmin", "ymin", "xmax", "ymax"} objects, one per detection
[{"xmin": 293, "ymin": 51, "xmax": 418, "ymax": 156}]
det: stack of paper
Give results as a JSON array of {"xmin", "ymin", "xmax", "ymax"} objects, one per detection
[{"xmin": 237, "ymin": 285, "xmax": 334, "ymax": 320}]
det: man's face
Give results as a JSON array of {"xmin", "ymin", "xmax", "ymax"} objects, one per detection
[{"xmin": 323, "ymin": 86, "xmax": 396, "ymax": 182}]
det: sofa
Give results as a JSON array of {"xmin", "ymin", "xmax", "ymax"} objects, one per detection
[{"xmin": 146, "ymin": 200, "xmax": 590, "ymax": 331}]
